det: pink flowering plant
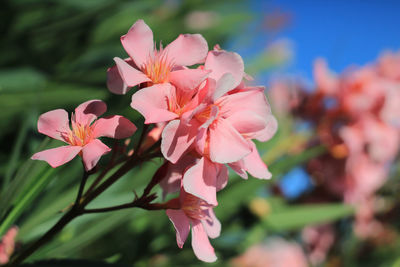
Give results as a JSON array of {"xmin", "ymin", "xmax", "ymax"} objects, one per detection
[{"xmin": 3, "ymin": 19, "xmax": 277, "ymax": 265}]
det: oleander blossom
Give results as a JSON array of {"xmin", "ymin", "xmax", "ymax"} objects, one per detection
[
  {"xmin": 107, "ymin": 19, "xmax": 209, "ymax": 95},
  {"xmin": 31, "ymin": 100, "xmax": 137, "ymax": 171},
  {"xmin": 130, "ymin": 43, "xmax": 277, "ymax": 206},
  {"xmin": 166, "ymin": 188, "xmax": 220, "ymax": 262},
  {"xmin": 0, "ymin": 226, "xmax": 18, "ymax": 265},
  {"xmin": 109, "ymin": 19, "xmax": 278, "ymax": 262}
]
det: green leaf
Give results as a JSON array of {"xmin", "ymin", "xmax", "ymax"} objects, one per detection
[
  {"xmin": 0, "ymin": 138, "xmax": 52, "ymax": 219},
  {"xmin": 0, "ymin": 167, "xmax": 56, "ymax": 236},
  {"xmin": 0, "ymin": 68, "xmax": 46, "ymax": 92},
  {"xmin": 20, "ymin": 259, "xmax": 130, "ymax": 267},
  {"xmin": 262, "ymin": 203, "xmax": 354, "ymax": 231},
  {"xmin": 3, "ymin": 114, "xmax": 31, "ymax": 191}
]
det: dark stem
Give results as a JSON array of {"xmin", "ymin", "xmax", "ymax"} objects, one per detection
[
  {"xmin": 84, "ymin": 197, "xmax": 180, "ymax": 213},
  {"xmin": 135, "ymin": 124, "xmax": 149, "ymax": 154},
  {"xmin": 8, "ymin": 207, "xmax": 83, "ymax": 266},
  {"xmin": 74, "ymin": 168, "xmax": 89, "ymax": 207},
  {"xmin": 8, "ymin": 145, "xmax": 162, "ymax": 265},
  {"xmin": 84, "ymin": 141, "xmax": 121, "ymax": 197}
]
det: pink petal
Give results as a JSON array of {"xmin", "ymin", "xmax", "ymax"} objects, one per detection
[
  {"xmin": 161, "ymin": 120, "xmax": 200, "ymax": 163},
  {"xmin": 212, "ymin": 73, "xmax": 236, "ymax": 101},
  {"xmin": 81, "ymin": 139, "xmax": 111, "ymax": 171},
  {"xmin": 160, "ymin": 154, "xmax": 198, "ymax": 197},
  {"xmin": 205, "ymin": 50, "xmax": 244, "ymax": 89},
  {"xmin": 209, "ymin": 118, "xmax": 252, "ymax": 164},
  {"xmin": 191, "ymin": 220, "xmax": 217, "ymax": 262},
  {"xmin": 37, "ymin": 109, "xmax": 70, "ymax": 141},
  {"xmin": 93, "ymin": 115, "xmax": 137, "ymax": 139},
  {"xmin": 216, "ymin": 164, "xmax": 229, "ymax": 191},
  {"xmin": 169, "ymin": 69, "xmax": 210, "ymax": 91},
  {"xmin": 194, "ymin": 127, "xmax": 208, "ymax": 155},
  {"xmin": 183, "ymin": 157, "xmax": 218, "ymax": 205},
  {"xmin": 131, "ymin": 83, "xmax": 178, "ymax": 124},
  {"xmin": 166, "ymin": 209, "xmax": 191, "ymax": 248},
  {"xmin": 224, "ymin": 111, "xmax": 267, "ymax": 137},
  {"xmin": 121, "ymin": 19, "xmax": 154, "ymax": 68},
  {"xmin": 201, "ymin": 209, "xmax": 221, "ymax": 239},
  {"xmin": 113, "ymin": 57, "xmax": 151, "ymax": 88},
  {"xmin": 164, "ymin": 34, "xmax": 208, "ymax": 66},
  {"xmin": 74, "ymin": 100, "xmax": 107, "ymax": 125},
  {"xmin": 106, "ymin": 58, "xmax": 138, "ymax": 95},
  {"xmin": 228, "ymin": 160, "xmax": 248, "ymax": 179},
  {"xmin": 251, "ymin": 114, "xmax": 278, "ymax": 142},
  {"xmin": 31, "ymin": 145, "xmax": 82, "ymax": 168},
  {"xmin": 219, "ymin": 87, "xmax": 271, "ymax": 120},
  {"xmin": 242, "ymin": 141, "xmax": 272, "ymax": 179}
]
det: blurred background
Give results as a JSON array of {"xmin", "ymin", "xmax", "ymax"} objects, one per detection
[{"xmin": 1, "ymin": 0, "xmax": 400, "ymax": 266}]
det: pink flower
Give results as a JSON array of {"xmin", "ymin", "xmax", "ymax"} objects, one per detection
[
  {"xmin": 129, "ymin": 43, "xmax": 277, "ymax": 204},
  {"xmin": 31, "ymin": 100, "xmax": 137, "ymax": 171},
  {"xmin": 340, "ymin": 115, "xmax": 399, "ymax": 164},
  {"xmin": 107, "ymin": 19, "xmax": 209, "ymax": 95},
  {"xmin": 353, "ymin": 197, "xmax": 384, "ymax": 239},
  {"xmin": 129, "ymin": 46, "xmax": 244, "ymax": 126},
  {"xmin": 0, "ymin": 226, "xmax": 18, "ymax": 265},
  {"xmin": 377, "ymin": 50, "xmax": 400, "ymax": 81},
  {"xmin": 166, "ymin": 189, "xmax": 220, "ymax": 262},
  {"xmin": 302, "ymin": 224, "xmax": 334, "ymax": 265},
  {"xmin": 268, "ymin": 79, "xmax": 303, "ymax": 115},
  {"xmin": 380, "ymin": 80, "xmax": 400, "ymax": 127},
  {"xmin": 161, "ymin": 69, "xmax": 277, "ymax": 165},
  {"xmin": 231, "ymin": 238, "xmax": 308, "ymax": 267},
  {"xmin": 313, "ymin": 58, "xmax": 339, "ymax": 95}
]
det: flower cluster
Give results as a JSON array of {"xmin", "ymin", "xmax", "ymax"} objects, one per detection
[
  {"xmin": 31, "ymin": 19, "xmax": 277, "ymax": 262},
  {"xmin": 270, "ymin": 52, "xmax": 400, "ymax": 239},
  {"xmin": 107, "ymin": 19, "xmax": 277, "ymax": 262}
]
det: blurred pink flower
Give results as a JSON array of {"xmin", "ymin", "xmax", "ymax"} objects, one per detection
[
  {"xmin": 107, "ymin": 19, "xmax": 209, "ymax": 95},
  {"xmin": 302, "ymin": 224, "xmax": 334, "ymax": 265},
  {"xmin": 0, "ymin": 226, "xmax": 18, "ymax": 265},
  {"xmin": 380, "ymin": 80, "xmax": 400, "ymax": 127},
  {"xmin": 353, "ymin": 198, "xmax": 384, "ymax": 239},
  {"xmin": 377, "ymin": 50, "xmax": 400, "ymax": 81},
  {"xmin": 185, "ymin": 11, "xmax": 220, "ymax": 30},
  {"xmin": 232, "ymin": 238, "xmax": 308, "ymax": 267},
  {"xmin": 314, "ymin": 58, "xmax": 339, "ymax": 95},
  {"xmin": 268, "ymin": 78, "xmax": 303, "ymax": 115},
  {"xmin": 340, "ymin": 115, "xmax": 399, "ymax": 164},
  {"xmin": 341, "ymin": 67, "xmax": 386, "ymax": 118},
  {"xmin": 32, "ymin": 100, "xmax": 137, "ymax": 171},
  {"xmin": 166, "ymin": 189, "xmax": 220, "ymax": 262}
]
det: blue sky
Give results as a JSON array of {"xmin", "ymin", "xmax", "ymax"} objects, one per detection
[{"xmin": 246, "ymin": 0, "xmax": 400, "ymax": 79}]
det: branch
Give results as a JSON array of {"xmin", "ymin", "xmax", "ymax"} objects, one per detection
[
  {"xmin": 135, "ymin": 124, "xmax": 149, "ymax": 154},
  {"xmin": 74, "ymin": 168, "xmax": 89, "ymax": 207},
  {"xmin": 83, "ymin": 197, "xmax": 180, "ymax": 214}
]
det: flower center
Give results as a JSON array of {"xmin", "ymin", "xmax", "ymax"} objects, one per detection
[
  {"xmin": 182, "ymin": 193, "xmax": 212, "ymax": 220},
  {"xmin": 63, "ymin": 113, "xmax": 94, "ymax": 146},
  {"xmin": 194, "ymin": 104, "xmax": 219, "ymax": 124},
  {"xmin": 141, "ymin": 48, "xmax": 174, "ymax": 84}
]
